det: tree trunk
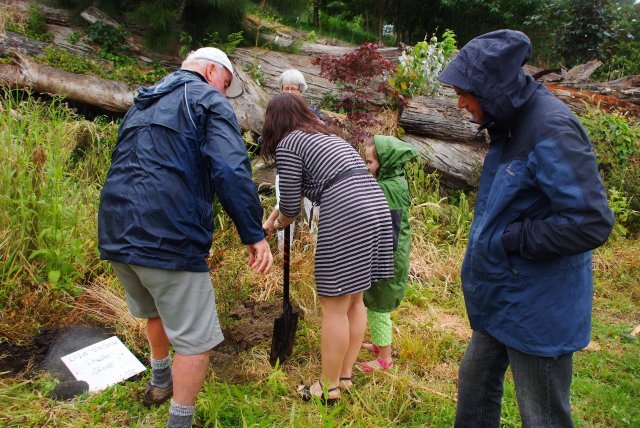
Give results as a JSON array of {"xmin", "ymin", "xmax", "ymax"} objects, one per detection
[
  {"xmin": 313, "ymin": 0, "xmax": 320, "ymax": 29},
  {"xmin": 376, "ymin": 0, "xmax": 384, "ymax": 44}
]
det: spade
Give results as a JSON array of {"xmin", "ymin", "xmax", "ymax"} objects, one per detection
[{"xmin": 269, "ymin": 225, "xmax": 299, "ymax": 367}]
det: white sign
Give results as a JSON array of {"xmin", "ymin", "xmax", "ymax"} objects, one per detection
[{"xmin": 61, "ymin": 336, "xmax": 146, "ymax": 392}]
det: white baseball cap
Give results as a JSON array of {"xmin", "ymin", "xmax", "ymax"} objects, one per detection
[{"xmin": 192, "ymin": 47, "xmax": 244, "ymax": 99}]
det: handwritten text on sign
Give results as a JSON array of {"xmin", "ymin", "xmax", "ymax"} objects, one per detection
[{"xmin": 61, "ymin": 336, "xmax": 146, "ymax": 392}]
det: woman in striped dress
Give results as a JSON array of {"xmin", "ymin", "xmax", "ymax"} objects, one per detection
[{"xmin": 261, "ymin": 93, "xmax": 394, "ymax": 403}]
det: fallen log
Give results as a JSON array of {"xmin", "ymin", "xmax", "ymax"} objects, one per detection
[
  {"xmin": 545, "ymin": 83, "xmax": 640, "ymax": 119},
  {"xmin": 0, "ymin": 51, "xmax": 134, "ymax": 112},
  {"xmin": 559, "ymin": 75, "xmax": 640, "ymax": 107},
  {"xmin": 402, "ymin": 133, "xmax": 487, "ymax": 188},
  {"xmin": 399, "ymin": 94, "xmax": 488, "ymax": 143},
  {"xmin": 0, "ymin": 50, "xmax": 271, "ymax": 134}
]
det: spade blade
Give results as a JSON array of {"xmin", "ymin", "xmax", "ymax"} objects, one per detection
[{"xmin": 269, "ymin": 225, "xmax": 298, "ymax": 367}]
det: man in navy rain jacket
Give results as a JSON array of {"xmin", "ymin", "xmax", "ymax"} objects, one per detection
[
  {"xmin": 438, "ymin": 30, "xmax": 614, "ymax": 427},
  {"xmin": 98, "ymin": 47, "xmax": 273, "ymax": 428}
]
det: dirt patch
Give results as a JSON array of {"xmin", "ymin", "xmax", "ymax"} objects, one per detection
[
  {"xmin": 215, "ymin": 300, "xmax": 301, "ymax": 355},
  {"xmin": 1, "ymin": 301, "xmax": 299, "ymax": 379}
]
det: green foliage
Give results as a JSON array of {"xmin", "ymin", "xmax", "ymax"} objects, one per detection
[
  {"xmin": 4, "ymin": 3, "xmax": 52, "ymax": 43},
  {"xmin": 181, "ymin": 0, "xmax": 250, "ymax": 52},
  {"xmin": 258, "ymin": 0, "xmax": 308, "ymax": 20},
  {"xmin": 203, "ymin": 31, "xmax": 244, "ymax": 55},
  {"xmin": 181, "ymin": 30, "xmax": 245, "ymax": 57},
  {"xmin": 245, "ymin": 55, "xmax": 265, "ymax": 86},
  {"xmin": 579, "ymin": 107, "xmax": 640, "ymax": 236},
  {"xmin": 39, "ymin": 46, "xmax": 167, "ymax": 87},
  {"xmin": 0, "ymin": 92, "xmax": 116, "ymax": 305},
  {"xmin": 593, "ymin": 1, "xmax": 640, "ymax": 80},
  {"xmin": 390, "ymin": 29, "xmax": 457, "ymax": 98},
  {"xmin": 406, "ymin": 158, "xmax": 473, "ymax": 244},
  {"xmin": 524, "ymin": 0, "xmax": 640, "ymax": 72},
  {"xmin": 25, "ymin": 4, "xmax": 52, "ymax": 43},
  {"xmin": 84, "ymin": 21, "xmax": 129, "ymax": 58},
  {"xmin": 305, "ymin": 30, "xmax": 318, "ymax": 43},
  {"xmin": 130, "ymin": 0, "xmax": 180, "ymax": 52},
  {"xmin": 280, "ymin": 3, "xmax": 379, "ymax": 46},
  {"xmin": 556, "ymin": 0, "xmax": 617, "ymax": 66},
  {"xmin": 178, "ymin": 32, "xmax": 194, "ymax": 58},
  {"xmin": 318, "ymin": 91, "xmax": 338, "ymax": 112}
]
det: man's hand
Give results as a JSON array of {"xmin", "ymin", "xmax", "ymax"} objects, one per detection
[{"xmin": 247, "ymin": 238, "xmax": 273, "ymax": 274}]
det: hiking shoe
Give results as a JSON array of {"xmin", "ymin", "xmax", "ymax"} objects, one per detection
[{"xmin": 143, "ymin": 381, "xmax": 173, "ymax": 408}]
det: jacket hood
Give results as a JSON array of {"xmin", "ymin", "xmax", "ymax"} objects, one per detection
[
  {"xmin": 374, "ymin": 135, "xmax": 419, "ymax": 180},
  {"xmin": 134, "ymin": 69, "xmax": 206, "ymax": 109},
  {"xmin": 438, "ymin": 29, "xmax": 539, "ymax": 123}
]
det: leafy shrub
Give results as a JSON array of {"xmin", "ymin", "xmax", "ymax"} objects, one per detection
[
  {"xmin": 390, "ymin": 30, "xmax": 457, "ymax": 98},
  {"xmin": 313, "ymin": 42, "xmax": 394, "ymax": 143},
  {"xmin": 85, "ymin": 21, "xmax": 129, "ymax": 58},
  {"xmin": 25, "ymin": 4, "xmax": 52, "ymax": 42},
  {"xmin": 181, "ymin": 31, "xmax": 244, "ymax": 56},
  {"xmin": 318, "ymin": 91, "xmax": 338, "ymax": 112},
  {"xmin": 204, "ymin": 31, "xmax": 244, "ymax": 55},
  {"xmin": 579, "ymin": 107, "xmax": 640, "ymax": 236}
]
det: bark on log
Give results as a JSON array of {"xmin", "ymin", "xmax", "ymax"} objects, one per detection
[
  {"xmin": 227, "ymin": 68, "xmax": 272, "ymax": 135},
  {"xmin": 402, "ymin": 134, "xmax": 487, "ymax": 188},
  {"xmin": 559, "ymin": 75, "xmax": 640, "ymax": 107},
  {"xmin": 399, "ymin": 95, "xmax": 488, "ymax": 143},
  {"xmin": 545, "ymin": 83, "xmax": 640, "ymax": 119},
  {"xmin": 398, "ymin": 94, "xmax": 488, "ymax": 188},
  {"xmin": 0, "ymin": 52, "xmax": 134, "ymax": 112}
]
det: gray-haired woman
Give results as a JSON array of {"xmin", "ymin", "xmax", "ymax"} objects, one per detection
[{"xmin": 278, "ymin": 68, "xmax": 324, "ymax": 120}]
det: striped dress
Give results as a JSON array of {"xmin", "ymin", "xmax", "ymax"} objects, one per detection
[{"xmin": 277, "ymin": 130, "xmax": 394, "ymax": 296}]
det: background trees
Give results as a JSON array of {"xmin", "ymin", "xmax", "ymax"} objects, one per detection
[{"xmin": 47, "ymin": 0, "xmax": 640, "ymax": 75}]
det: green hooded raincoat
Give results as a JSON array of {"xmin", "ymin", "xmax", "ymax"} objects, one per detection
[{"xmin": 364, "ymin": 135, "xmax": 418, "ymax": 312}]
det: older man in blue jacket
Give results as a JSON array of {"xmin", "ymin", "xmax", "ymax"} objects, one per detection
[
  {"xmin": 438, "ymin": 30, "xmax": 614, "ymax": 427},
  {"xmin": 98, "ymin": 47, "xmax": 273, "ymax": 428}
]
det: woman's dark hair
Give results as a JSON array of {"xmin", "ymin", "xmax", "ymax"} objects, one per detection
[{"xmin": 261, "ymin": 93, "xmax": 333, "ymax": 162}]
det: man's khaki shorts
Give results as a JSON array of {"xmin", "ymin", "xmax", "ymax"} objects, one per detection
[{"xmin": 111, "ymin": 262, "xmax": 224, "ymax": 355}]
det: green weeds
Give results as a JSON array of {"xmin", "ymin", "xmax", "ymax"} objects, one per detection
[
  {"xmin": 0, "ymin": 92, "xmax": 116, "ymax": 337},
  {"xmin": 580, "ymin": 107, "xmax": 640, "ymax": 236}
]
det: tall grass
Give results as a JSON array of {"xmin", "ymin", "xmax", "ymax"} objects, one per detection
[{"xmin": 0, "ymin": 90, "xmax": 117, "ymax": 340}]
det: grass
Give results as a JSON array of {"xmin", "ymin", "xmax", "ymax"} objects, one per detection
[{"xmin": 0, "ymin": 93, "xmax": 639, "ymax": 427}]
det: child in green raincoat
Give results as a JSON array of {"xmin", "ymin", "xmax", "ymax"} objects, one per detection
[{"xmin": 358, "ymin": 135, "xmax": 418, "ymax": 372}]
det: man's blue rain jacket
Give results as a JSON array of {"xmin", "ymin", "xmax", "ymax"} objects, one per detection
[
  {"xmin": 98, "ymin": 70, "xmax": 265, "ymax": 272},
  {"xmin": 439, "ymin": 30, "xmax": 614, "ymax": 357}
]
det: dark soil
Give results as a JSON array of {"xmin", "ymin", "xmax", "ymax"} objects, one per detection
[{"xmin": 0, "ymin": 300, "xmax": 300, "ymax": 380}]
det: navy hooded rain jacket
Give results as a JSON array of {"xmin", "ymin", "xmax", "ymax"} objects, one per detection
[
  {"xmin": 98, "ymin": 70, "xmax": 265, "ymax": 272},
  {"xmin": 438, "ymin": 30, "xmax": 614, "ymax": 357}
]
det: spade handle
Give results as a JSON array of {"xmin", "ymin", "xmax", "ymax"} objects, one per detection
[{"xmin": 283, "ymin": 224, "xmax": 291, "ymax": 313}]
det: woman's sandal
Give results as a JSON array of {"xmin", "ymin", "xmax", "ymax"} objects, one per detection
[
  {"xmin": 297, "ymin": 381, "xmax": 340, "ymax": 405},
  {"xmin": 361, "ymin": 343, "xmax": 380, "ymax": 355},
  {"xmin": 338, "ymin": 377, "xmax": 353, "ymax": 391},
  {"xmin": 356, "ymin": 356, "xmax": 394, "ymax": 373}
]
